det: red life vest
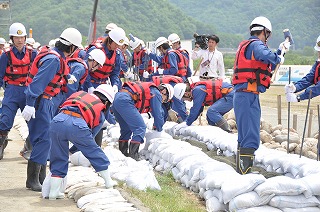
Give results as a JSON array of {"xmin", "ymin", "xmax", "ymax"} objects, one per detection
[
  {"xmin": 27, "ymin": 46, "xmax": 69, "ymax": 97},
  {"xmin": 152, "ymin": 75, "xmax": 183, "ymax": 86},
  {"xmin": 88, "ymin": 43, "xmax": 116, "ymax": 79},
  {"xmin": 177, "ymin": 48, "xmax": 190, "ymax": 68},
  {"xmin": 133, "ymin": 49, "xmax": 153, "ymax": 74},
  {"xmin": 66, "ymin": 57, "xmax": 88, "ymax": 87},
  {"xmin": 123, "ymin": 81, "xmax": 158, "ymax": 113},
  {"xmin": 3, "ymin": 46, "xmax": 33, "ymax": 86},
  {"xmin": 163, "ymin": 49, "xmax": 187, "ymax": 77},
  {"xmin": 61, "ymin": 91, "xmax": 106, "ymax": 128},
  {"xmin": 313, "ymin": 62, "xmax": 320, "ymax": 84},
  {"xmin": 191, "ymin": 79, "xmax": 223, "ymax": 106},
  {"xmin": 232, "ymin": 39, "xmax": 272, "ymax": 88}
]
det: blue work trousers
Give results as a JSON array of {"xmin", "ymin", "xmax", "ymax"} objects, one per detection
[
  {"xmin": 49, "ymin": 113, "xmax": 110, "ymax": 177},
  {"xmin": 112, "ymin": 92, "xmax": 146, "ymax": 143},
  {"xmin": 207, "ymin": 91, "xmax": 234, "ymax": 125},
  {"xmin": 233, "ymin": 91, "xmax": 261, "ymax": 150}
]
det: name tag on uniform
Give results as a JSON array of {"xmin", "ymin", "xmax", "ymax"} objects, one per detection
[{"xmin": 201, "ymin": 60, "xmax": 210, "ymax": 68}]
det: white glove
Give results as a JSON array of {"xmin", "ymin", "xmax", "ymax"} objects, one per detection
[
  {"xmin": 67, "ymin": 75, "xmax": 77, "ymax": 84},
  {"xmin": 143, "ymin": 71, "xmax": 149, "ymax": 79},
  {"xmin": 279, "ymin": 41, "xmax": 290, "ymax": 53},
  {"xmin": 145, "ymin": 48, "xmax": 151, "ymax": 55},
  {"xmin": 285, "ymin": 82, "xmax": 296, "ymax": 93},
  {"xmin": 88, "ymin": 87, "xmax": 95, "ymax": 94},
  {"xmin": 279, "ymin": 55, "xmax": 285, "ymax": 65},
  {"xmin": 113, "ymin": 85, "xmax": 118, "ymax": 93},
  {"xmin": 22, "ymin": 105, "xmax": 36, "ymax": 121},
  {"xmin": 158, "ymin": 68, "xmax": 164, "ymax": 75},
  {"xmin": 174, "ymin": 121, "xmax": 188, "ymax": 132},
  {"xmin": 286, "ymin": 93, "xmax": 298, "ymax": 102},
  {"xmin": 102, "ymin": 120, "xmax": 110, "ymax": 128},
  {"xmin": 124, "ymin": 72, "xmax": 134, "ymax": 80}
]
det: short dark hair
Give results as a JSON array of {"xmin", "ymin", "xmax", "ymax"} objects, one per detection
[
  {"xmin": 55, "ymin": 40, "xmax": 73, "ymax": 53},
  {"xmin": 207, "ymin": 35, "xmax": 219, "ymax": 43},
  {"xmin": 159, "ymin": 42, "xmax": 170, "ymax": 50}
]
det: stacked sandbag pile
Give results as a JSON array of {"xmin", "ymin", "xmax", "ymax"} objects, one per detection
[{"xmin": 146, "ymin": 125, "xmax": 320, "ymax": 211}]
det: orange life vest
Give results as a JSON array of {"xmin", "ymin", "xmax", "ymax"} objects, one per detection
[
  {"xmin": 123, "ymin": 81, "xmax": 158, "ymax": 113},
  {"xmin": 152, "ymin": 75, "xmax": 183, "ymax": 86},
  {"xmin": 61, "ymin": 91, "xmax": 106, "ymax": 128},
  {"xmin": 3, "ymin": 46, "xmax": 33, "ymax": 86},
  {"xmin": 313, "ymin": 62, "xmax": 320, "ymax": 84},
  {"xmin": 66, "ymin": 57, "xmax": 88, "ymax": 87},
  {"xmin": 162, "ymin": 49, "xmax": 187, "ymax": 77},
  {"xmin": 191, "ymin": 79, "xmax": 223, "ymax": 106},
  {"xmin": 232, "ymin": 39, "xmax": 272, "ymax": 88},
  {"xmin": 133, "ymin": 49, "xmax": 153, "ymax": 74},
  {"xmin": 88, "ymin": 43, "xmax": 116, "ymax": 79},
  {"xmin": 27, "ymin": 46, "xmax": 68, "ymax": 97}
]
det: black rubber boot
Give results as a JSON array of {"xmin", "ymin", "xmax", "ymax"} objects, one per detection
[
  {"xmin": 118, "ymin": 140, "xmax": 129, "ymax": 157},
  {"xmin": 216, "ymin": 118, "xmax": 232, "ymax": 133},
  {"xmin": 26, "ymin": 160, "xmax": 42, "ymax": 191},
  {"xmin": 129, "ymin": 142, "xmax": 140, "ymax": 161},
  {"xmin": 20, "ymin": 136, "xmax": 32, "ymax": 160},
  {"xmin": 237, "ymin": 148, "xmax": 255, "ymax": 175},
  {"xmin": 39, "ymin": 164, "xmax": 46, "ymax": 185},
  {"xmin": 95, "ymin": 129, "xmax": 103, "ymax": 147},
  {"xmin": 0, "ymin": 131, "xmax": 8, "ymax": 160}
]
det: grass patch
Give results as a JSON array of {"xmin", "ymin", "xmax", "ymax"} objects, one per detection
[{"xmin": 118, "ymin": 172, "xmax": 206, "ymax": 212}]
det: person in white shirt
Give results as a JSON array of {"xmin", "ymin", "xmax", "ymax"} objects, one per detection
[{"xmin": 191, "ymin": 35, "xmax": 225, "ymax": 80}]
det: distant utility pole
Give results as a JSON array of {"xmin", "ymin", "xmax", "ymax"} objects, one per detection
[
  {"xmin": 87, "ymin": 0, "xmax": 98, "ymax": 46},
  {"xmin": 0, "ymin": 0, "xmax": 11, "ymax": 27}
]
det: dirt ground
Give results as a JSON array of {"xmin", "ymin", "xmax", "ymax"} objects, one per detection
[{"xmin": 0, "ymin": 127, "xmax": 79, "ymax": 212}]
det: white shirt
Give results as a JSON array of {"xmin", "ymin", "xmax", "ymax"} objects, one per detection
[{"xmin": 192, "ymin": 48, "xmax": 225, "ymax": 78}]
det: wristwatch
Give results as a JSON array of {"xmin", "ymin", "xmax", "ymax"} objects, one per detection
[{"xmin": 296, "ymin": 95, "xmax": 301, "ymax": 102}]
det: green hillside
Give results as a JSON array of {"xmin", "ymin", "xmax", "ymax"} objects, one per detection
[
  {"xmin": 169, "ymin": 0, "xmax": 320, "ymax": 49},
  {"xmin": 0, "ymin": 0, "xmax": 318, "ymax": 50},
  {"xmin": 0, "ymin": 0, "xmax": 215, "ymax": 46}
]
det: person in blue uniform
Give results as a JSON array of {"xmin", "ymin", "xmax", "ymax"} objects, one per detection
[
  {"xmin": 0, "ymin": 23, "xmax": 37, "ymax": 159},
  {"xmin": 285, "ymin": 35, "xmax": 320, "ymax": 103},
  {"xmin": 21, "ymin": 28, "xmax": 83, "ymax": 191},
  {"xmin": 144, "ymin": 37, "xmax": 188, "ymax": 82},
  {"xmin": 112, "ymin": 81, "xmax": 166, "ymax": 160},
  {"xmin": 152, "ymin": 75, "xmax": 187, "ymax": 122},
  {"xmin": 48, "ymin": 84, "xmax": 116, "ymax": 200},
  {"xmin": 83, "ymin": 27, "xmax": 127, "ymax": 147},
  {"xmin": 232, "ymin": 16, "xmax": 287, "ymax": 175},
  {"xmin": 174, "ymin": 78, "xmax": 234, "ymax": 132},
  {"xmin": 168, "ymin": 33, "xmax": 192, "ymax": 78}
]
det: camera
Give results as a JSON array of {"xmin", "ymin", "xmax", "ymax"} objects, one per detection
[{"xmin": 193, "ymin": 33, "xmax": 208, "ymax": 50}]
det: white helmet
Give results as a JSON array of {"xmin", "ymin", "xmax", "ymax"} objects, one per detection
[
  {"xmin": 9, "ymin": 22, "xmax": 27, "ymax": 37},
  {"xmin": 250, "ymin": 16, "xmax": 272, "ymax": 32},
  {"xmin": 89, "ymin": 49, "xmax": 106, "ymax": 66},
  {"xmin": 0, "ymin": 37, "xmax": 6, "ymax": 45},
  {"xmin": 94, "ymin": 84, "xmax": 115, "ymax": 103},
  {"xmin": 314, "ymin": 35, "xmax": 320, "ymax": 51},
  {"xmin": 155, "ymin": 36, "xmax": 168, "ymax": 48},
  {"xmin": 174, "ymin": 83, "xmax": 187, "ymax": 100},
  {"xmin": 187, "ymin": 76, "xmax": 200, "ymax": 84},
  {"xmin": 33, "ymin": 42, "xmax": 41, "ymax": 49},
  {"xmin": 160, "ymin": 83, "xmax": 174, "ymax": 101},
  {"xmin": 123, "ymin": 37, "xmax": 130, "ymax": 46},
  {"xmin": 49, "ymin": 39, "xmax": 57, "ymax": 47},
  {"xmin": 26, "ymin": 37, "xmax": 35, "ymax": 45},
  {"xmin": 168, "ymin": 33, "xmax": 180, "ymax": 44},
  {"xmin": 59, "ymin": 28, "xmax": 83, "ymax": 48},
  {"xmin": 109, "ymin": 27, "xmax": 126, "ymax": 46},
  {"xmin": 129, "ymin": 37, "xmax": 142, "ymax": 50},
  {"xmin": 105, "ymin": 23, "xmax": 118, "ymax": 31}
]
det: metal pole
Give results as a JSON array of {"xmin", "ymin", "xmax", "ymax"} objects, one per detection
[
  {"xmin": 300, "ymin": 90, "xmax": 312, "ymax": 158},
  {"xmin": 87, "ymin": 0, "xmax": 98, "ymax": 46},
  {"xmin": 287, "ymin": 67, "xmax": 291, "ymax": 154},
  {"xmin": 317, "ymin": 105, "xmax": 320, "ymax": 161},
  {"xmin": 277, "ymin": 95, "xmax": 281, "ymax": 125}
]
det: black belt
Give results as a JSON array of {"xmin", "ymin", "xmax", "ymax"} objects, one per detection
[{"xmin": 200, "ymin": 76, "xmax": 216, "ymax": 80}]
